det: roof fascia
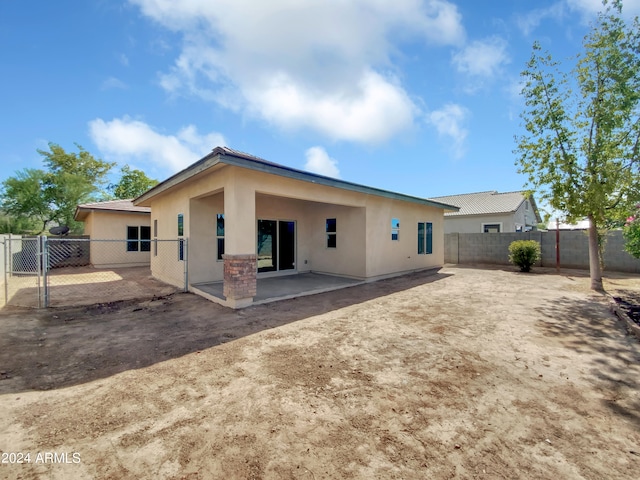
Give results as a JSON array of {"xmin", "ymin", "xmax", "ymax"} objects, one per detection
[
  {"xmin": 135, "ymin": 148, "xmax": 459, "ymax": 211},
  {"xmin": 134, "ymin": 151, "xmax": 221, "ymax": 205}
]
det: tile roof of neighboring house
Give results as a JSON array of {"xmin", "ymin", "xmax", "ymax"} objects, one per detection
[
  {"xmin": 429, "ymin": 190, "xmax": 538, "ymax": 219},
  {"xmin": 135, "ymin": 146, "xmax": 459, "ymax": 211},
  {"xmin": 546, "ymin": 219, "xmax": 590, "ymax": 230},
  {"xmin": 74, "ymin": 199, "xmax": 150, "ymax": 221}
]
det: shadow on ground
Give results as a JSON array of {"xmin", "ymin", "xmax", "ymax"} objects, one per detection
[
  {"xmin": 0, "ymin": 270, "xmax": 451, "ymax": 395},
  {"xmin": 536, "ymin": 293, "xmax": 640, "ymax": 428}
]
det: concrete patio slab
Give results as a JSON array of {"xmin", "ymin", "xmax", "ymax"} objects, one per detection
[{"xmin": 191, "ymin": 272, "xmax": 364, "ymax": 307}]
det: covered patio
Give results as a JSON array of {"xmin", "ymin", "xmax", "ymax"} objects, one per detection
[{"xmin": 191, "ymin": 272, "xmax": 363, "ymax": 307}]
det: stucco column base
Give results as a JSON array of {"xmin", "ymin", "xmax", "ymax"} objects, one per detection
[{"xmin": 223, "ymin": 254, "xmax": 257, "ymax": 307}]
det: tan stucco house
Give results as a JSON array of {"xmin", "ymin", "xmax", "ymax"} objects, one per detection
[
  {"xmin": 74, "ymin": 199, "xmax": 151, "ymax": 267},
  {"xmin": 134, "ymin": 147, "xmax": 457, "ymax": 308},
  {"xmin": 429, "ymin": 191, "xmax": 541, "ymax": 234}
]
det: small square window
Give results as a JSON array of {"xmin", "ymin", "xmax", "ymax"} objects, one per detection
[
  {"xmin": 127, "ymin": 226, "xmax": 139, "ymax": 252},
  {"xmin": 326, "ymin": 218, "xmax": 336, "ymax": 248},
  {"xmin": 216, "ymin": 214, "xmax": 225, "ymax": 237},
  {"xmin": 391, "ymin": 218, "xmax": 400, "ymax": 241},
  {"xmin": 326, "ymin": 218, "xmax": 336, "ymax": 233},
  {"xmin": 178, "ymin": 213, "xmax": 184, "ymax": 236},
  {"xmin": 140, "ymin": 226, "xmax": 151, "ymax": 252},
  {"xmin": 217, "ymin": 213, "xmax": 225, "ymax": 261},
  {"xmin": 327, "ymin": 234, "xmax": 337, "ymax": 248}
]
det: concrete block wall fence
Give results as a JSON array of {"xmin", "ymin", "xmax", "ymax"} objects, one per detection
[{"xmin": 444, "ymin": 230, "xmax": 640, "ymax": 273}]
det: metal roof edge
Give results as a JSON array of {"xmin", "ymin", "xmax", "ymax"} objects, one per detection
[
  {"xmin": 134, "ymin": 146, "xmax": 459, "ymax": 211},
  {"xmin": 73, "ymin": 206, "xmax": 150, "ymax": 221},
  {"xmin": 134, "ymin": 150, "xmax": 221, "ymax": 205},
  {"xmin": 220, "ymin": 153, "xmax": 459, "ymax": 210}
]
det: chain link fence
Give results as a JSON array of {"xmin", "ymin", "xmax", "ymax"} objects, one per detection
[
  {"xmin": 2, "ymin": 236, "xmax": 188, "ymax": 308},
  {"xmin": 2, "ymin": 235, "xmax": 44, "ymax": 308}
]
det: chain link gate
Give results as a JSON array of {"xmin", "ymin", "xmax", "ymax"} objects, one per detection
[
  {"xmin": 2, "ymin": 236, "xmax": 188, "ymax": 308},
  {"xmin": 2, "ymin": 235, "xmax": 46, "ymax": 308}
]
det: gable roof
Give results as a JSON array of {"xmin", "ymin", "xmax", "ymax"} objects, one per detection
[
  {"xmin": 429, "ymin": 190, "xmax": 540, "ymax": 221},
  {"xmin": 74, "ymin": 199, "xmax": 151, "ymax": 221},
  {"xmin": 135, "ymin": 146, "xmax": 459, "ymax": 211}
]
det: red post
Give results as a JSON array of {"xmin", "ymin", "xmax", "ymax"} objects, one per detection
[{"xmin": 556, "ymin": 218, "xmax": 560, "ymax": 272}]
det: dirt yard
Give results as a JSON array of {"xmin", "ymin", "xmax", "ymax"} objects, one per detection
[{"xmin": 1, "ymin": 265, "xmax": 639, "ymax": 479}]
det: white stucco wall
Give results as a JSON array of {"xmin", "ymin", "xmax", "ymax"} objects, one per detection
[
  {"xmin": 142, "ymin": 164, "xmax": 446, "ymax": 287},
  {"xmin": 84, "ymin": 211, "xmax": 151, "ymax": 267}
]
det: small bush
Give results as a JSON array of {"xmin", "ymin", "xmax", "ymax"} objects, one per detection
[
  {"xmin": 508, "ymin": 240, "xmax": 541, "ymax": 272},
  {"xmin": 623, "ymin": 208, "xmax": 640, "ymax": 259}
]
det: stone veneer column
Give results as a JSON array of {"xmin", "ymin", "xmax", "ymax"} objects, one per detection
[{"xmin": 223, "ymin": 253, "xmax": 257, "ymax": 308}]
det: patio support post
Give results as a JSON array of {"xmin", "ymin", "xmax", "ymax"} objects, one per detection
[{"xmin": 223, "ymin": 175, "xmax": 257, "ymax": 308}]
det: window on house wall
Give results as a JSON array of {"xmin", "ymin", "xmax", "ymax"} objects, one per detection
[
  {"xmin": 391, "ymin": 218, "xmax": 400, "ymax": 241},
  {"xmin": 417, "ymin": 222, "xmax": 433, "ymax": 254},
  {"xmin": 127, "ymin": 226, "xmax": 151, "ymax": 252},
  {"xmin": 177, "ymin": 213, "xmax": 184, "ymax": 236},
  {"xmin": 140, "ymin": 226, "xmax": 151, "ymax": 252},
  {"xmin": 178, "ymin": 214, "xmax": 184, "ymax": 261},
  {"xmin": 216, "ymin": 214, "xmax": 225, "ymax": 261},
  {"xmin": 153, "ymin": 219, "xmax": 158, "ymax": 256},
  {"xmin": 483, "ymin": 223, "xmax": 501, "ymax": 233},
  {"xmin": 326, "ymin": 218, "xmax": 336, "ymax": 248},
  {"xmin": 178, "ymin": 239, "xmax": 184, "ymax": 261},
  {"xmin": 127, "ymin": 226, "xmax": 139, "ymax": 252}
]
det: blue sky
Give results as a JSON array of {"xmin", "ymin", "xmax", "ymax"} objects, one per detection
[{"xmin": 2, "ymin": 0, "xmax": 639, "ymax": 208}]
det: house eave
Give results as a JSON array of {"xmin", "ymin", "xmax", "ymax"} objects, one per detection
[
  {"xmin": 134, "ymin": 147, "xmax": 459, "ymax": 211},
  {"xmin": 73, "ymin": 207, "xmax": 151, "ymax": 222}
]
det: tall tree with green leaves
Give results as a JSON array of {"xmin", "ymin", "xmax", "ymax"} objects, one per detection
[
  {"xmin": 0, "ymin": 143, "xmax": 115, "ymax": 233},
  {"xmin": 109, "ymin": 165, "xmax": 158, "ymax": 199},
  {"xmin": 515, "ymin": 0, "xmax": 640, "ymax": 290}
]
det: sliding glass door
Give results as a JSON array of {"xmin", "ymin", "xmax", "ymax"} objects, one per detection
[{"xmin": 257, "ymin": 219, "xmax": 295, "ymax": 273}]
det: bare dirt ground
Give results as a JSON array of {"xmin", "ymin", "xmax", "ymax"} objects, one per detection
[
  {"xmin": 1, "ymin": 266, "xmax": 178, "ymax": 308},
  {"xmin": 1, "ymin": 265, "xmax": 639, "ymax": 479}
]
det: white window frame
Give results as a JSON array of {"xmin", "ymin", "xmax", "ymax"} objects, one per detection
[
  {"xmin": 391, "ymin": 218, "xmax": 400, "ymax": 241},
  {"xmin": 481, "ymin": 222, "xmax": 503, "ymax": 233}
]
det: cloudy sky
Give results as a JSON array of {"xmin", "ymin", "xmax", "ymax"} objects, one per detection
[{"xmin": 1, "ymin": 0, "xmax": 639, "ymax": 205}]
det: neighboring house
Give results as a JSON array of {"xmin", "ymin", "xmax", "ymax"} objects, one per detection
[
  {"xmin": 74, "ymin": 199, "xmax": 151, "ymax": 268},
  {"xmin": 134, "ymin": 146, "xmax": 458, "ymax": 308},
  {"xmin": 546, "ymin": 219, "xmax": 590, "ymax": 230},
  {"xmin": 429, "ymin": 190, "xmax": 541, "ymax": 234}
]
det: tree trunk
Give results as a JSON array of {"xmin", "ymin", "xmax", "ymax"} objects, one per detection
[{"xmin": 587, "ymin": 214, "xmax": 603, "ymax": 291}]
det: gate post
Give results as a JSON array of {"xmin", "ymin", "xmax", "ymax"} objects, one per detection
[
  {"xmin": 8, "ymin": 233, "xmax": 12, "ymax": 278},
  {"xmin": 183, "ymin": 238, "xmax": 189, "ymax": 292},
  {"xmin": 41, "ymin": 236, "xmax": 49, "ymax": 308},
  {"xmin": 37, "ymin": 235, "xmax": 42, "ymax": 307},
  {"xmin": 3, "ymin": 239, "xmax": 7, "ymax": 306}
]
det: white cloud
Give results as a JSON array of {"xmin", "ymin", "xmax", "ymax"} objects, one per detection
[
  {"xmin": 101, "ymin": 77, "xmax": 128, "ymax": 90},
  {"xmin": 88, "ymin": 116, "xmax": 226, "ymax": 172},
  {"xmin": 246, "ymin": 70, "xmax": 416, "ymax": 143},
  {"xmin": 428, "ymin": 103, "xmax": 469, "ymax": 159},
  {"xmin": 304, "ymin": 146, "xmax": 340, "ymax": 178},
  {"xmin": 452, "ymin": 36, "xmax": 510, "ymax": 78},
  {"xmin": 567, "ymin": 0, "xmax": 640, "ymax": 18},
  {"xmin": 128, "ymin": 0, "xmax": 466, "ymax": 143},
  {"xmin": 518, "ymin": 0, "xmax": 640, "ymax": 34},
  {"xmin": 516, "ymin": 3, "xmax": 565, "ymax": 36}
]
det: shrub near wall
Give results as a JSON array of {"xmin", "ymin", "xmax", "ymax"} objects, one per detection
[{"xmin": 508, "ymin": 240, "xmax": 541, "ymax": 272}]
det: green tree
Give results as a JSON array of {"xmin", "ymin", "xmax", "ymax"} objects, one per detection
[
  {"xmin": 0, "ymin": 143, "xmax": 115, "ymax": 233},
  {"xmin": 109, "ymin": 165, "xmax": 158, "ymax": 199},
  {"xmin": 514, "ymin": 1, "xmax": 640, "ymax": 290},
  {"xmin": 0, "ymin": 212, "xmax": 41, "ymax": 234}
]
